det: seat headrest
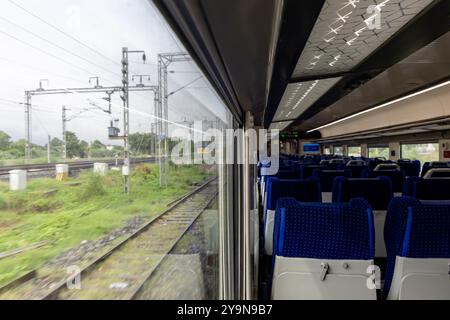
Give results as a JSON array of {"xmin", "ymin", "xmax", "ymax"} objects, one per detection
[
  {"xmin": 332, "ymin": 177, "xmax": 393, "ymax": 210},
  {"xmin": 423, "ymin": 168, "xmax": 450, "ymax": 179},
  {"xmin": 403, "ymin": 177, "xmax": 450, "ymax": 200},
  {"xmin": 430, "ymin": 161, "xmax": 450, "ymax": 168},
  {"xmin": 346, "ymin": 160, "xmax": 366, "ymax": 167},
  {"xmin": 330, "ymin": 159, "xmax": 345, "ymax": 164},
  {"xmin": 374, "ymin": 163, "xmax": 400, "ymax": 171},
  {"xmin": 275, "ymin": 198, "xmax": 374, "ymax": 259},
  {"xmin": 267, "ymin": 179, "xmax": 321, "ymax": 210}
]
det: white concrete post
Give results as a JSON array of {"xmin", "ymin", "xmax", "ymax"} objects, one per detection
[{"xmin": 9, "ymin": 170, "xmax": 27, "ymax": 191}]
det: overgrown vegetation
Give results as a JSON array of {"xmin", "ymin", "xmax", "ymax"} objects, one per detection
[{"xmin": 0, "ymin": 164, "xmax": 212, "ymax": 286}]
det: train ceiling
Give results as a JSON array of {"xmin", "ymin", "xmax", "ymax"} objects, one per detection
[{"xmin": 153, "ymin": 0, "xmax": 450, "ymax": 135}]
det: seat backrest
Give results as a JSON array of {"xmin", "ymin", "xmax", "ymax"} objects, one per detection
[
  {"xmin": 274, "ymin": 198, "xmax": 374, "ymax": 259},
  {"xmin": 368, "ymin": 159, "xmax": 392, "ymax": 171},
  {"xmin": 275, "ymin": 169, "xmax": 298, "ymax": 180},
  {"xmin": 363, "ymin": 170, "xmax": 405, "ymax": 193},
  {"xmin": 266, "ymin": 179, "xmax": 321, "ymax": 211},
  {"xmin": 332, "ymin": 177, "xmax": 393, "ymax": 210},
  {"xmin": 347, "ymin": 160, "xmax": 367, "ymax": 167},
  {"xmin": 397, "ymin": 160, "xmax": 421, "ymax": 177},
  {"xmin": 421, "ymin": 161, "xmax": 450, "ymax": 177},
  {"xmin": 313, "ymin": 169, "xmax": 352, "ymax": 192},
  {"xmin": 374, "ymin": 163, "xmax": 400, "ymax": 171},
  {"xmin": 299, "ymin": 165, "xmax": 324, "ymax": 179},
  {"xmin": 423, "ymin": 168, "xmax": 450, "ymax": 179},
  {"xmin": 271, "ymin": 198, "xmax": 376, "ymax": 300},
  {"xmin": 384, "ymin": 197, "xmax": 450, "ymax": 300},
  {"xmin": 403, "ymin": 177, "xmax": 450, "ymax": 200}
]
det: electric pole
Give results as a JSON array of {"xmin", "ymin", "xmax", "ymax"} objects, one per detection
[
  {"xmin": 24, "ymin": 91, "xmax": 32, "ymax": 163},
  {"xmin": 121, "ymin": 47, "xmax": 147, "ymax": 194},
  {"xmin": 158, "ymin": 53, "xmax": 192, "ymax": 187},
  {"xmin": 62, "ymin": 106, "xmax": 68, "ymax": 160},
  {"xmin": 47, "ymin": 135, "xmax": 51, "ymax": 164}
]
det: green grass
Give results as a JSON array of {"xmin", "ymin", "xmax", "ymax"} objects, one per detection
[{"xmin": 0, "ymin": 164, "xmax": 212, "ymax": 287}]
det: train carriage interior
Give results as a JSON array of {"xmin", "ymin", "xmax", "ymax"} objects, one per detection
[{"xmin": 1, "ymin": 0, "xmax": 450, "ymax": 302}]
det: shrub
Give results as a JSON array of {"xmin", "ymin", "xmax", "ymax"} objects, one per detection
[
  {"xmin": 132, "ymin": 164, "xmax": 158, "ymax": 181},
  {"xmin": 79, "ymin": 174, "xmax": 106, "ymax": 200}
]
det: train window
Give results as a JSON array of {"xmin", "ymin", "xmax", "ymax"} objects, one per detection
[
  {"xmin": 334, "ymin": 146, "xmax": 344, "ymax": 156},
  {"xmin": 401, "ymin": 143, "xmax": 439, "ymax": 164},
  {"xmin": 324, "ymin": 147, "xmax": 331, "ymax": 155},
  {"xmin": 368, "ymin": 147, "xmax": 389, "ymax": 159},
  {"xmin": 0, "ymin": 0, "xmax": 233, "ymax": 300},
  {"xmin": 348, "ymin": 146, "xmax": 361, "ymax": 157}
]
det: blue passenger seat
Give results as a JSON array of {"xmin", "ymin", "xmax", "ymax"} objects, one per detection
[
  {"xmin": 313, "ymin": 169, "xmax": 352, "ymax": 192},
  {"xmin": 384, "ymin": 197, "xmax": 450, "ymax": 300},
  {"xmin": 397, "ymin": 159, "xmax": 421, "ymax": 177},
  {"xmin": 362, "ymin": 169, "xmax": 405, "ymax": 193},
  {"xmin": 332, "ymin": 177, "xmax": 393, "ymax": 257},
  {"xmin": 403, "ymin": 177, "xmax": 450, "ymax": 200},
  {"xmin": 263, "ymin": 179, "xmax": 321, "ymax": 255},
  {"xmin": 271, "ymin": 198, "xmax": 376, "ymax": 300}
]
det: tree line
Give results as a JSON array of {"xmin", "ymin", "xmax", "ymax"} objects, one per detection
[{"xmin": 0, "ymin": 130, "xmax": 162, "ymax": 161}]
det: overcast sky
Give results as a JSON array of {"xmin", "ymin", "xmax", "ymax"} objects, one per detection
[{"xmin": 0, "ymin": 0, "xmax": 229, "ymax": 145}]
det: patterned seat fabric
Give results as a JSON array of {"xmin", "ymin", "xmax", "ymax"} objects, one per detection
[
  {"xmin": 384, "ymin": 197, "xmax": 450, "ymax": 298},
  {"xmin": 332, "ymin": 177, "xmax": 393, "ymax": 210},
  {"xmin": 403, "ymin": 177, "xmax": 450, "ymax": 200},
  {"xmin": 273, "ymin": 198, "xmax": 374, "ymax": 260},
  {"xmin": 421, "ymin": 162, "xmax": 450, "ymax": 178},
  {"xmin": 362, "ymin": 170, "xmax": 405, "ymax": 193},
  {"xmin": 313, "ymin": 169, "xmax": 352, "ymax": 192},
  {"xmin": 266, "ymin": 179, "xmax": 322, "ymax": 211},
  {"xmin": 398, "ymin": 160, "xmax": 421, "ymax": 177},
  {"xmin": 299, "ymin": 165, "xmax": 324, "ymax": 179}
]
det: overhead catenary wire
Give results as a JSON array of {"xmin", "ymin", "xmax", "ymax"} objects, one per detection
[
  {"xmin": 0, "ymin": 15, "xmax": 122, "ymax": 79},
  {"xmin": 7, "ymin": 0, "xmax": 120, "ymax": 67}
]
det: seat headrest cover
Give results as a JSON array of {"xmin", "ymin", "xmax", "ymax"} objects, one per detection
[
  {"xmin": 423, "ymin": 168, "xmax": 450, "ymax": 179},
  {"xmin": 347, "ymin": 160, "xmax": 366, "ymax": 167},
  {"xmin": 374, "ymin": 163, "xmax": 400, "ymax": 171},
  {"xmin": 430, "ymin": 161, "xmax": 450, "ymax": 168}
]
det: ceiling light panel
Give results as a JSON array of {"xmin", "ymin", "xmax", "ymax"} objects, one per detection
[
  {"xmin": 269, "ymin": 121, "xmax": 293, "ymax": 131},
  {"xmin": 273, "ymin": 77, "xmax": 342, "ymax": 122},
  {"xmin": 292, "ymin": 0, "xmax": 434, "ymax": 78}
]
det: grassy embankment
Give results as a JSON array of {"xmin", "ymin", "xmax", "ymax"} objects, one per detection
[{"xmin": 0, "ymin": 164, "xmax": 212, "ymax": 287}]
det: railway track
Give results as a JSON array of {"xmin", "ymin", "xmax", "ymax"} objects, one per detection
[
  {"xmin": 0, "ymin": 157, "xmax": 155, "ymax": 178},
  {"xmin": 0, "ymin": 177, "xmax": 218, "ymax": 300}
]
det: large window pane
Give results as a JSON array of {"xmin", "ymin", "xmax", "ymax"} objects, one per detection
[
  {"xmin": 401, "ymin": 143, "xmax": 439, "ymax": 164},
  {"xmin": 368, "ymin": 147, "xmax": 389, "ymax": 159},
  {"xmin": 348, "ymin": 146, "xmax": 361, "ymax": 157},
  {"xmin": 0, "ymin": 0, "xmax": 231, "ymax": 300},
  {"xmin": 334, "ymin": 146, "xmax": 344, "ymax": 156}
]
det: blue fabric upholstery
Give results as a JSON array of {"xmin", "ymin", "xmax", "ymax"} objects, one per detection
[
  {"xmin": 403, "ymin": 177, "xmax": 450, "ymax": 200},
  {"xmin": 363, "ymin": 170, "xmax": 405, "ymax": 193},
  {"xmin": 273, "ymin": 198, "xmax": 374, "ymax": 260},
  {"xmin": 398, "ymin": 160, "xmax": 421, "ymax": 177},
  {"xmin": 332, "ymin": 177, "xmax": 393, "ymax": 210},
  {"xmin": 313, "ymin": 169, "xmax": 352, "ymax": 192},
  {"xmin": 299, "ymin": 165, "xmax": 324, "ymax": 179},
  {"xmin": 346, "ymin": 165, "xmax": 369, "ymax": 178},
  {"xmin": 383, "ymin": 197, "xmax": 450, "ymax": 298},
  {"xmin": 421, "ymin": 162, "xmax": 450, "ymax": 177},
  {"xmin": 275, "ymin": 170, "xmax": 298, "ymax": 180},
  {"xmin": 266, "ymin": 179, "xmax": 322, "ymax": 210},
  {"xmin": 368, "ymin": 159, "xmax": 392, "ymax": 171}
]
